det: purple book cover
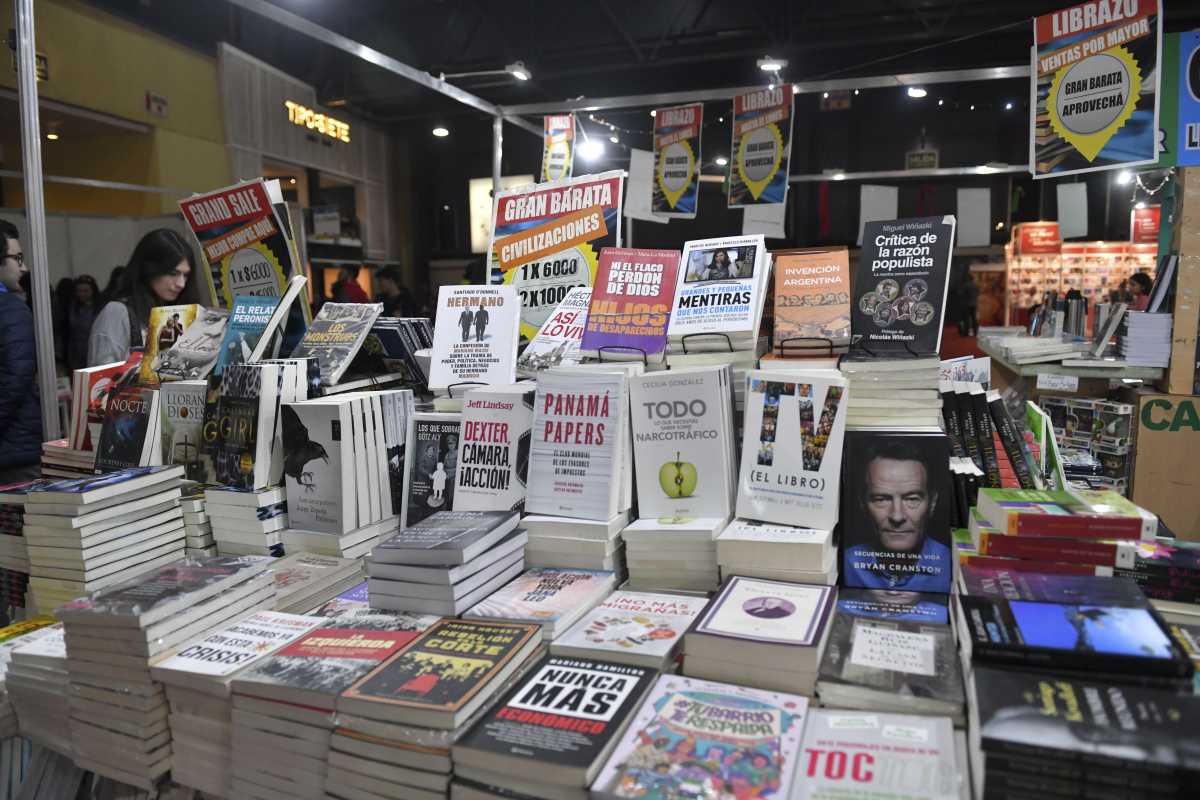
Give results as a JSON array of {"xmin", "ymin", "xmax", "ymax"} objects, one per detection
[{"xmin": 580, "ymin": 247, "xmax": 680, "ymax": 358}]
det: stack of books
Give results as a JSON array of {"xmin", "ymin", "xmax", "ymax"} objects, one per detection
[
  {"xmin": 179, "ymin": 483, "xmax": 214, "ymax": 557},
  {"xmin": 452, "ymin": 654, "xmax": 657, "ymax": 799},
  {"xmin": 991, "ymin": 334, "xmax": 1087, "ymax": 365},
  {"xmin": 1118, "ymin": 310, "xmax": 1173, "ymax": 366},
  {"xmin": 270, "ymin": 551, "xmax": 364, "ymax": 614},
  {"xmin": 281, "ymin": 515, "xmax": 399, "ymax": 560},
  {"xmin": 589, "ymin": 674, "xmax": 809, "ymax": 798},
  {"xmin": 38, "ymin": 440, "xmax": 95, "ymax": 479},
  {"xmin": 5, "ymin": 622, "xmax": 70, "ymax": 755},
  {"xmin": 463, "ymin": 567, "xmax": 616, "ymax": 641},
  {"xmin": 521, "ymin": 512, "xmax": 627, "ymax": 572},
  {"xmin": 366, "ymin": 511, "xmax": 524, "ymax": 616},
  {"xmin": 816, "ymin": 589, "xmax": 965, "ymax": 724},
  {"xmin": 551, "ymin": 589, "xmax": 707, "ymax": 670},
  {"xmin": 56, "ymin": 555, "xmax": 276, "ymax": 788},
  {"xmin": 968, "ymin": 667, "xmax": 1199, "ymax": 799},
  {"xmin": 93, "ymin": 383, "xmax": 163, "ymax": 473},
  {"xmin": 621, "ymin": 517, "xmax": 724, "ymax": 592},
  {"xmin": 227, "ymin": 615, "xmax": 433, "ymax": 799},
  {"xmin": 150, "ymin": 609, "xmax": 325, "ymax": 797},
  {"xmin": 683, "ymin": 576, "xmax": 835, "ymax": 695},
  {"xmin": 20, "ymin": 466, "xmax": 186, "ymax": 612},
  {"xmin": 0, "ymin": 480, "xmax": 39, "ymax": 612},
  {"xmin": 1116, "ymin": 538, "xmax": 1200, "ymax": 624},
  {"xmin": 716, "ymin": 519, "xmax": 837, "ymax": 584},
  {"xmin": 0, "ymin": 616, "xmax": 59, "ymax": 740},
  {"xmin": 336, "ymin": 618, "xmax": 543, "ymax": 800},
  {"xmin": 205, "ymin": 485, "xmax": 288, "ymax": 556},
  {"xmin": 840, "ymin": 356, "xmax": 942, "ymax": 427}
]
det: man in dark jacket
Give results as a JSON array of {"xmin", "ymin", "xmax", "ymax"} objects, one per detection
[{"xmin": 0, "ymin": 220, "xmax": 42, "ymax": 483}]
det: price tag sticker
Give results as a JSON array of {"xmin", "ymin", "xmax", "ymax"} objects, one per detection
[{"xmin": 1036, "ymin": 373, "xmax": 1079, "ymax": 392}]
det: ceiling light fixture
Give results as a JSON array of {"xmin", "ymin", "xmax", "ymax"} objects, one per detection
[
  {"xmin": 609, "ymin": 134, "xmax": 619, "ymax": 144},
  {"xmin": 505, "ymin": 61, "xmax": 531, "ymax": 81},
  {"xmin": 45, "ymin": 132, "xmax": 59, "ymax": 141},
  {"xmin": 650, "ymin": 110, "xmax": 656, "ymax": 117},
  {"xmin": 1117, "ymin": 170, "xmax": 1133, "ymax": 185},
  {"xmin": 1135, "ymin": 201, "xmax": 1147, "ymax": 209},
  {"xmin": 906, "ymin": 86, "xmax": 927, "ymax": 98},
  {"xmin": 578, "ymin": 139, "xmax": 605, "ymax": 161},
  {"xmin": 1005, "ymin": 101, "xmax": 1014, "ymax": 110},
  {"xmin": 969, "ymin": 104, "xmax": 976, "ymax": 111},
  {"xmin": 822, "ymin": 92, "xmax": 829, "ymax": 99},
  {"xmin": 757, "ymin": 56, "xmax": 786, "ymax": 72},
  {"xmin": 854, "ymin": 89, "xmax": 860, "ymax": 96},
  {"xmin": 289, "ymin": 178, "xmax": 297, "ymax": 185},
  {"xmin": 715, "ymin": 156, "xmax": 728, "ymax": 166},
  {"xmin": 432, "ymin": 126, "xmax": 449, "ymax": 137},
  {"xmin": 938, "ymin": 99, "xmax": 944, "ymax": 106},
  {"xmin": 832, "ymin": 173, "xmax": 846, "ymax": 181}
]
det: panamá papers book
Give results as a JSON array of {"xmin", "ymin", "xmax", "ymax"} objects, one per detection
[
  {"xmin": 159, "ymin": 380, "xmax": 209, "ymax": 483},
  {"xmin": 153, "ymin": 306, "xmax": 229, "ymax": 382},
  {"xmin": 666, "ymin": 235, "xmax": 769, "ymax": 347},
  {"xmin": 736, "ymin": 369, "xmax": 847, "ymax": 529},
  {"xmin": 852, "ymin": 216, "xmax": 955, "ymax": 355},
  {"xmin": 772, "ymin": 248, "xmax": 851, "ymax": 354},
  {"xmin": 516, "ymin": 286, "xmax": 590, "ymax": 376},
  {"xmin": 428, "ymin": 285, "xmax": 520, "ymax": 392},
  {"xmin": 526, "ymin": 371, "xmax": 626, "ymax": 521},
  {"xmin": 841, "ymin": 429, "xmax": 953, "ymax": 594},
  {"xmin": 453, "ymin": 386, "xmax": 535, "ymax": 513},
  {"xmin": 281, "ymin": 400, "xmax": 355, "ymax": 534},
  {"xmin": 288, "ymin": 302, "xmax": 382, "ymax": 386},
  {"xmin": 581, "ymin": 247, "xmax": 680, "ymax": 361},
  {"xmin": 552, "ymin": 590, "xmax": 707, "ymax": 667},
  {"xmin": 591, "ymin": 674, "xmax": 808, "ymax": 799},
  {"xmin": 463, "ymin": 567, "xmax": 615, "ymax": 635},
  {"xmin": 139, "ymin": 304, "xmax": 199, "ymax": 386},
  {"xmin": 694, "ymin": 576, "xmax": 834, "ymax": 647},
  {"xmin": 630, "ymin": 367, "xmax": 735, "ymax": 520},
  {"xmin": 402, "ymin": 412, "xmax": 462, "ymax": 528}
]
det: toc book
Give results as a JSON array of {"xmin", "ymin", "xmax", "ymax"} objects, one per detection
[
  {"xmin": 551, "ymin": 590, "xmax": 707, "ymax": 669},
  {"xmin": 630, "ymin": 367, "xmax": 735, "ymax": 520},
  {"xmin": 428, "ymin": 284, "xmax": 520, "ymax": 393},
  {"xmin": 737, "ymin": 369, "xmax": 847, "ymax": 530}
]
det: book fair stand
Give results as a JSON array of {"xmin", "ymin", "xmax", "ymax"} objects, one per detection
[{"xmin": 3, "ymin": 1, "xmax": 1200, "ymax": 798}]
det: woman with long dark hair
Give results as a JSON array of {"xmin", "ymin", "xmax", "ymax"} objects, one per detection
[{"xmin": 87, "ymin": 229, "xmax": 199, "ymax": 366}]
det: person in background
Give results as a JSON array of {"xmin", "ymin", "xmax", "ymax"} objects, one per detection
[
  {"xmin": 332, "ymin": 264, "xmax": 369, "ymax": 303},
  {"xmin": 64, "ymin": 275, "xmax": 101, "ymax": 372},
  {"xmin": 87, "ymin": 229, "xmax": 199, "ymax": 366},
  {"xmin": 100, "ymin": 266, "xmax": 124, "ymax": 303},
  {"xmin": 52, "ymin": 277, "xmax": 74, "ymax": 366},
  {"xmin": 959, "ymin": 271, "xmax": 979, "ymax": 337},
  {"xmin": 1129, "ymin": 271, "xmax": 1152, "ymax": 312},
  {"xmin": 374, "ymin": 267, "xmax": 414, "ymax": 317},
  {"xmin": 0, "ymin": 220, "xmax": 42, "ymax": 482}
]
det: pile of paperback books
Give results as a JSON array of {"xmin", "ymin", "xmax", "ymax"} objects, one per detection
[
  {"xmin": 520, "ymin": 512, "xmax": 627, "ymax": 572},
  {"xmin": 5, "ymin": 622, "xmax": 70, "ymax": 754},
  {"xmin": 716, "ymin": 519, "xmax": 837, "ymax": 584},
  {"xmin": 205, "ymin": 485, "xmax": 287, "ymax": 556},
  {"xmin": 463, "ymin": 566, "xmax": 616, "ymax": 641},
  {"xmin": 179, "ymin": 483, "xmax": 214, "ymax": 557},
  {"xmin": 269, "ymin": 551, "xmax": 364, "ymax": 614},
  {"xmin": 56, "ymin": 555, "xmax": 276, "ymax": 787},
  {"xmin": 622, "ymin": 517, "xmax": 724, "ymax": 591}
]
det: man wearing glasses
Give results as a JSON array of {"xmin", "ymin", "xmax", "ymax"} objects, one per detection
[{"xmin": 0, "ymin": 219, "xmax": 42, "ymax": 483}]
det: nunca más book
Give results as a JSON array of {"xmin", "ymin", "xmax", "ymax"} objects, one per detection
[
  {"xmin": 428, "ymin": 285, "xmax": 521, "ymax": 392},
  {"xmin": 453, "ymin": 386, "xmax": 535, "ymax": 513}
]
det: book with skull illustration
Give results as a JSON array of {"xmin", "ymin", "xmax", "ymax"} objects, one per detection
[
  {"xmin": 280, "ymin": 399, "xmax": 356, "ymax": 535},
  {"xmin": 736, "ymin": 369, "xmax": 847, "ymax": 530}
]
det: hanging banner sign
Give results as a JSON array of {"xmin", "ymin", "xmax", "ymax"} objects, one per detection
[
  {"xmin": 1178, "ymin": 31, "xmax": 1200, "ymax": 166},
  {"xmin": 652, "ymin": 103, "xmax": 703, "ymax": 218},
  {"xmin": 541, "ymin": 114, "xmax": 575, "ymax": 182},
  {"xmin": 1031, "ymin": 0, "xmax": 1162, "ymax": 179},
  {"xmin": 1130, "ymin": 204, "xmax": 1161, "ymax": 242},
  {"xmin": 488, "ymin": 170, "xmax": 624, "ymax": 340},
  {"xmin": 728, "ymin": 85, "xmax": 793, "ymax": 208}
]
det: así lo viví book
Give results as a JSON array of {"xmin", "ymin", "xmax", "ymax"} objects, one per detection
[
  {"xmin": 852, "ymin": 216, "xmax": 956, "ymax": 355},
  {"xmin": 590, "ymin": 674, "xmax": 808, "ymax": 799},
  {"xmin": 281, "ymin": 400, "xmax": 357, "ymax": 535},
  {"xmin": 737, "ymin": 369, "xmax": 847, "ymax": 529},
  {"xmin": 140, "ymin": 304, "xmax": 199, "ymax": 385},
  {"xmin": 453, "ymin": 385, "xmax": 535, "ymax": 513},
  {"xmin": 552, "ymin": 590, "xmax": 708, "ymax": 668},
  {"xmin": 517, "ymin": 286, "xmax": 591, "ymax": 376},
  {"xmin": 630, "ymin": 368, "xmax": 734, "ymax": 520},
  {"xmin": 581, "ymin": 247, "xmax": 681, "ymax": 362},
  {"xmin": 428, "ymin": 284, "xmax": 521, "ymax": 392},
  {"xmin": 160, "ymin": 380, "xmax": 209, "ymax": 483}
]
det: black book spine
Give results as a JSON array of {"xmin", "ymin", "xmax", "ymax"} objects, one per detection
[
  {"xmin": 969, "ymin": 387, "xmax": 1002, "ymax": 488},
  {"xmin": 982, "ymin": 753, "xmax": 1185, "ymax": 793},
  {"xmin": 957, "ymin": 387, "xmax": 984, "ymax": 472},
  {"xmin": 987, "ymin": 393, "xmax": 1037, "ymax": 490},
  {"xmin": 940, "ymin": 384, "xmax": 967, "ymax": 458},
  {"xmin": 952, "ymin": 465, "xmax": 970, "ymax": 529}
]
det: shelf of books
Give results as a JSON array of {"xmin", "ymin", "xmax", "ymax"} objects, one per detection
[{"xmin": 0, "ymin": 164, "xmax": 1194, "ymax": 800}]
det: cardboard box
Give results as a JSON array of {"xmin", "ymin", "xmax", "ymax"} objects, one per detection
[{"xmin": 1132, "ymin": 391, "xmax": 1200, "ymax": 539}]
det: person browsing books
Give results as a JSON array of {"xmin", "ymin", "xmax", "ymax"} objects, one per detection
[
  {"xmin": 87, "ymin": 229, "xmax": 199, "ymax": 366},
  {"xmin": 844, "ymin": 439, "xmax": 950, "ymax": 591},
  {"xmin": 0, "ymin": 219, "xmax": 42, "ymax": 483}
]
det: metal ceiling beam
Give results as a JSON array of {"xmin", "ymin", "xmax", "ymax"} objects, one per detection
[
  {"xmin": 226, "ymin": 0, "xmax": 541, "ymax": 136},
  {"xmin": 501, "ymin": 64, "xmax": 1028, "ymax": 115}
]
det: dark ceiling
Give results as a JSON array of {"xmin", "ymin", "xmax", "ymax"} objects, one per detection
[{"xmin": 87, "ymin": 0, "xmax": 1200, "ymax": 129}]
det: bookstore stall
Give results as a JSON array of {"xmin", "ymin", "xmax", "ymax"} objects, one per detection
[{"xmin": 1, "ymin": 2, "xmax": 1199, "ymax": 800}]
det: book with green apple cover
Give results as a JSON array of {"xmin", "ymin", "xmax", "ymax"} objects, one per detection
[{"xmin": 976, "ymin": 488, "xmax": 1156, "ymax": 540}]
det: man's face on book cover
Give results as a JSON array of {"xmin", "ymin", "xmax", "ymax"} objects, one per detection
[{"xmin": 865, "ymin": 457, "xmax": 931, "ymax": 553}]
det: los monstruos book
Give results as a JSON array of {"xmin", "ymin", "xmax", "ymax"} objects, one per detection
[
  {"xmin": 840, "ymin": 428, "xmax": 953, "ymax": 594},
  {"xmin": 159, "ymin": 380, "xmax": 209, "ymax": 483},
  {"xmin": 371, "ymin": 511, "xmax": 519, "ymax": 566},
  {"xmin": 153, "ymin": 306, "xmax": 229, "ymax": 382},
  {"xmin": 737, "ymin": 369, "xmax": 847, "ymax": 529},
  {"xmin": 139, "ymin": 304, "xmax": 198, "ymax": 385},
  {"xmin": 453, "ymin": 655, "xmax": 657, "ymax": 790},
  {"xmin": 852, "ymin": 215, "xmax": 956, "ymax": 355},
  {"xmin": 463, "ymin": 567, "xmax": 616, "ymax": 639},
  {"xmin": 771, "ymin": 247, "xmax": 851, "ymax": 354},
  {"xmin": 666, "ymin": 235, "xmax": 770, "ymax": 351},
  {"xmin": 337, "ymin": 618, "xmax": 542, "ymax": 729},
  {"xmin": 94, "ymin": 384, "xmax": 161, "ymax": 473},
  {"xmin": 581, "ymin": 247, "xmax": 681, "ymax": 362},
  {"xmin": 280, "ymin": 399, "xmax": 357, "ymax": 534},
  {"xmin": 525, "ymin": 370, "xmax": 626, "ymax": 521},
  {"xmin": 792, "ymin": 710, "xmax": 959, "ymax": 799},
  {"xmin": 402, "ymin": 412, "xmax": 462, "ymax": 528},
  {"xmin": 452, "ymin": 385, "xmax": 535, "ymax": 513},
  {"xmin": 288, "ymin": 302, "xmax": 383, "ymax": 386},
  {"xmin": 427, "ymin": 284, "xmax": 520, "ymax": 393},
  {"xmin": 590, "ymin": 674, "xmax": 808, "ymax": 800},
  {"xmin": 551, "ymin": 590, "xmax": 708, "ymax": 669},
  {"xmin": 516, "ymin": 286, "xmax": 590, "ymax": 376},
  {"xmin": 630, "ymin": 366, "xmax": 736, "ymax": 520}
]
